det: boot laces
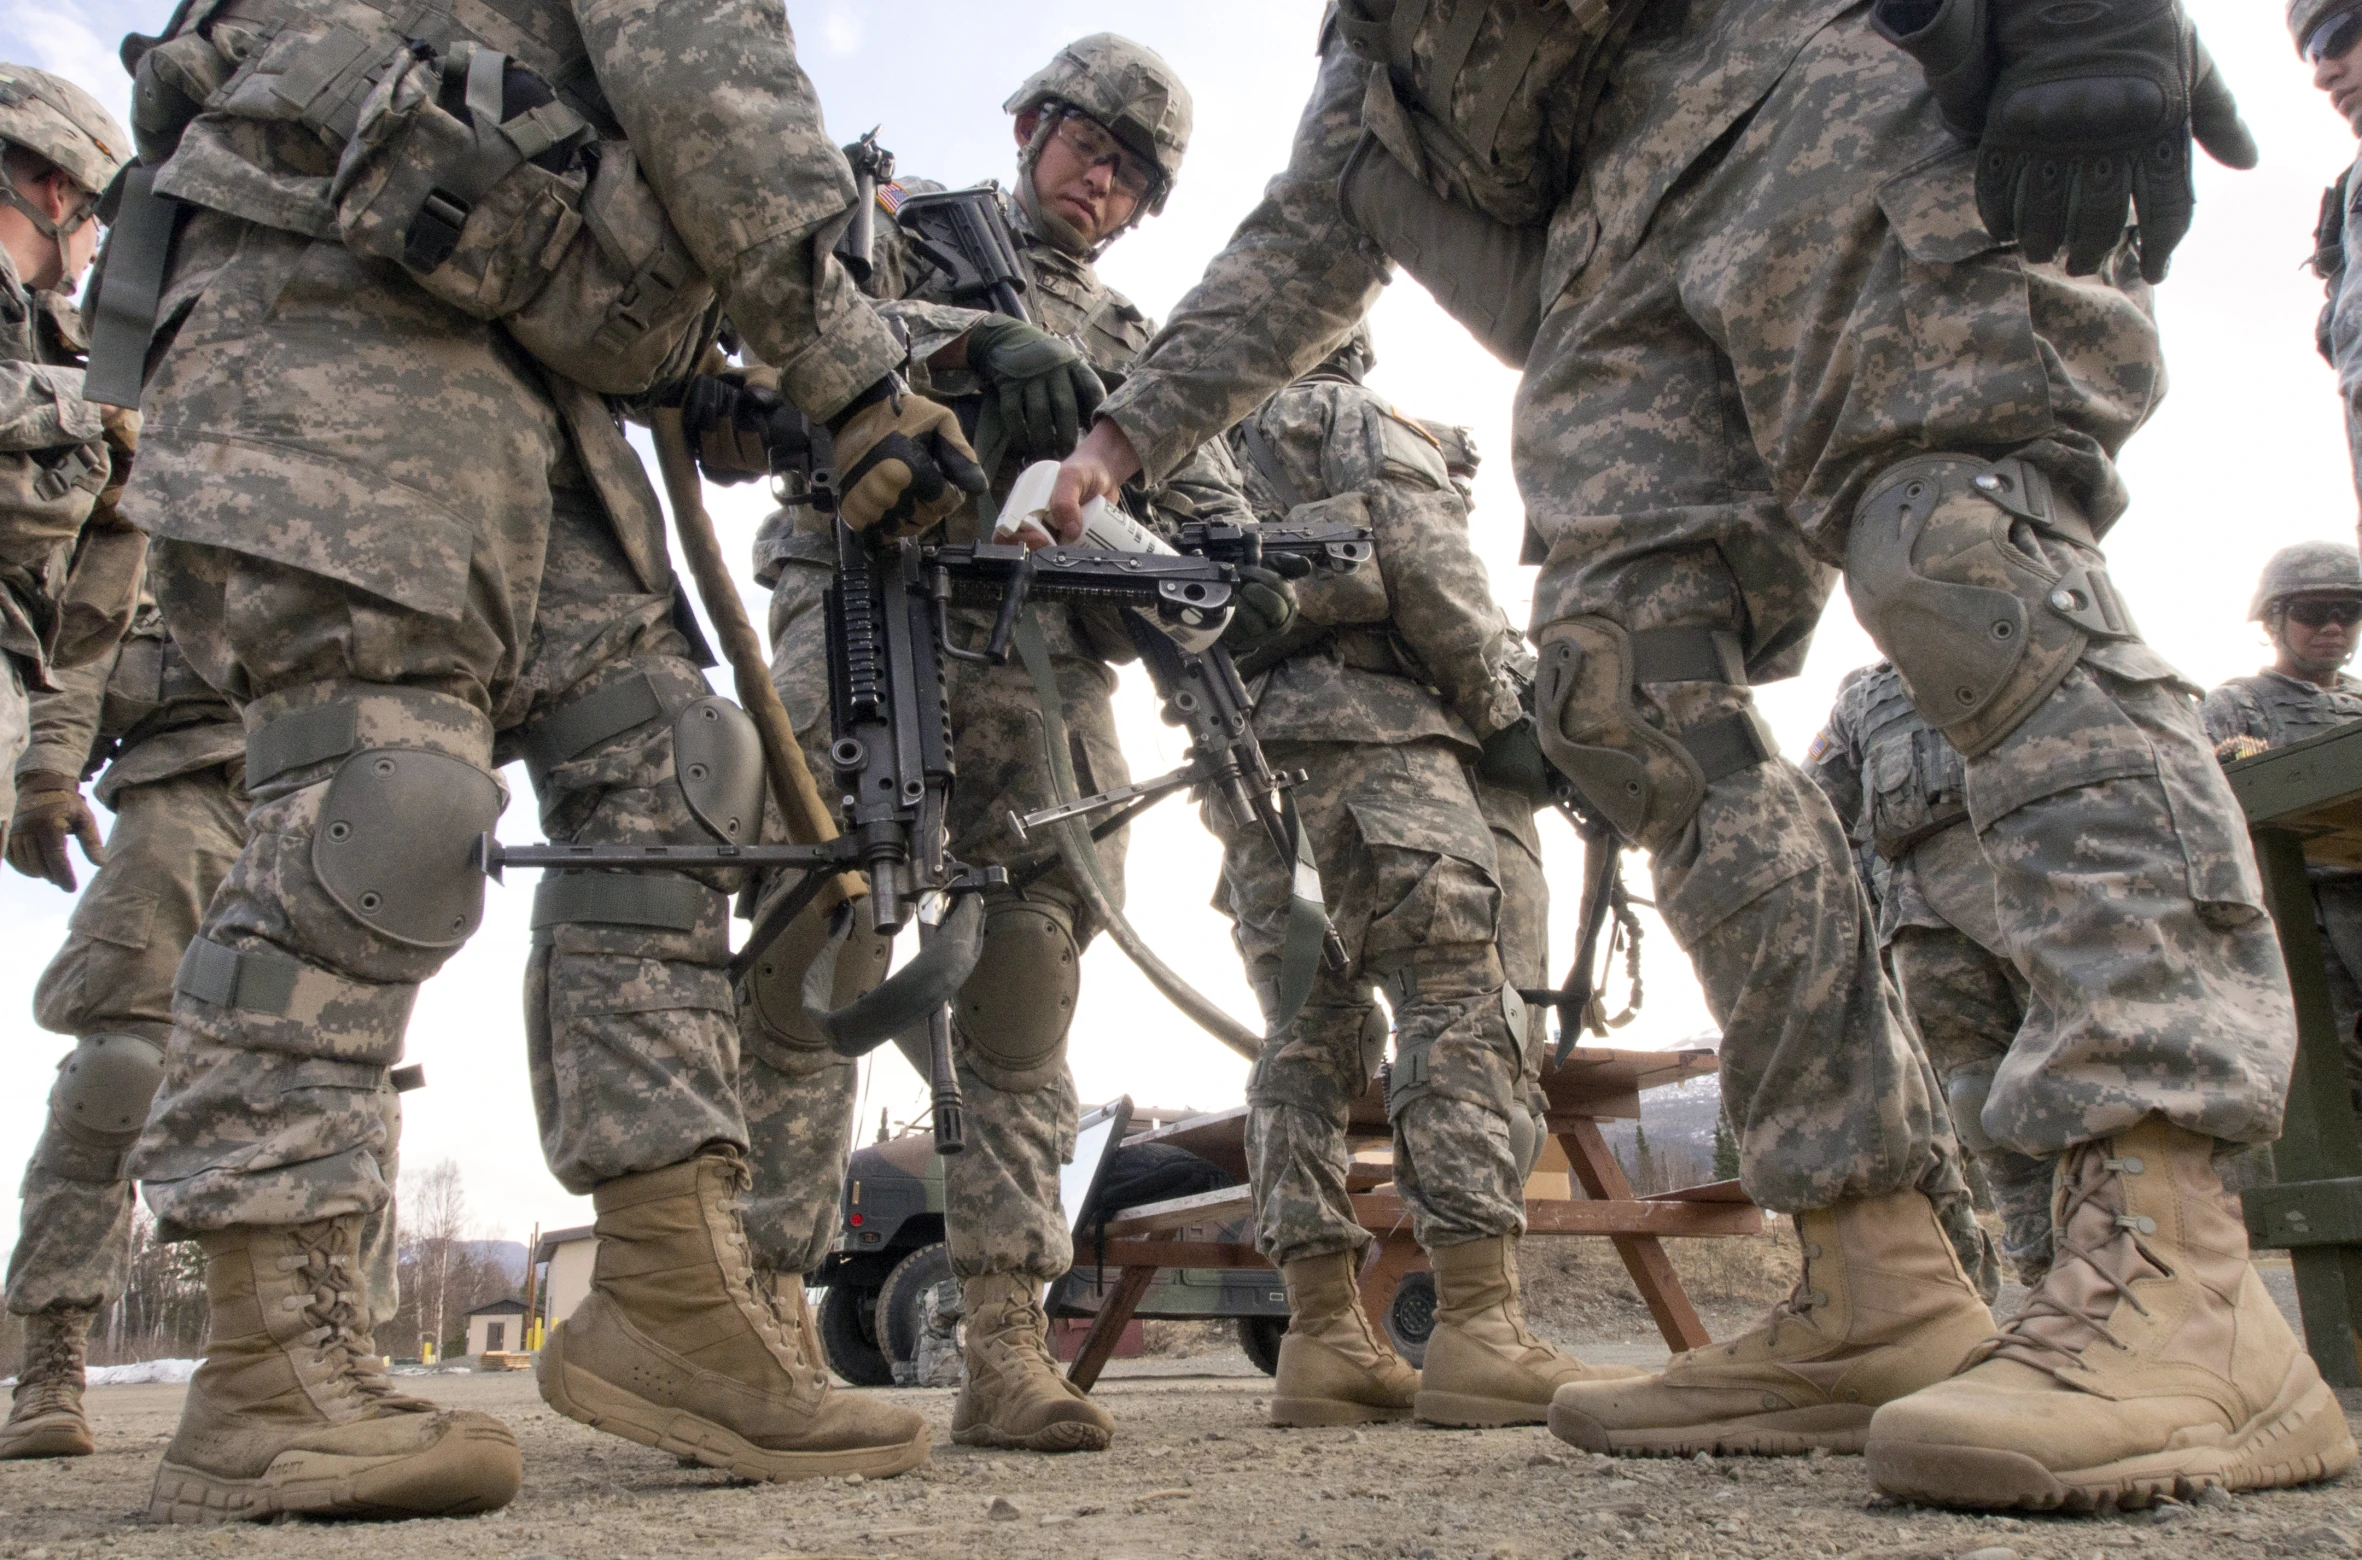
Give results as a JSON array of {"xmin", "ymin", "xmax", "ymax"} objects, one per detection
[
  {"xmin": 284, "ymin": 1224, "xmax": 414, "ymax": 1409},
  {"xmin": 9, "ymin": 1315, "xmax": 87, "ymax": 1420},
  {"xmin": 1985, "ymin": 1149, "xmax": 2157, "ymax": 1383}
]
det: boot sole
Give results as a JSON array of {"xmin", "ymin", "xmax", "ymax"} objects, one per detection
[
  {"xmin": 1414, "ymin": 1390, "xmax": 1553, "ymax": 1428},
  {"xmin": 950, "ymin": 1419, "xmax": 1113, "ymax": 1453},
  {"xmin": 541, "ymin": 1348, "xmax": 929, "ymax": 1480},
  {"xmin": 1867, "ymin": 1356, "xmax": 2360, "ymax": 1512},
  {"xmin": 0, "ymin": 1420, "xmax": 95, "ymax": 1459},
  {"xmin": 1547, "ymin": 1400, "xmax": 1873, "ymax": 1457},
  {"xmin": 1269, "ymin": 1397, "xmax": 1414, "ymax": 1428},
  {"xmin": 145, "ymin": 1420, "xmax": 522, "ymax": 1523}
]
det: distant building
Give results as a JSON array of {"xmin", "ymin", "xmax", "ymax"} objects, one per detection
[
  {"xmin": 464, "ymin": 1297, "xmax": 528, "ymax": 1359},
  {"xmin": 533, "ymin": 1224, "xmax": 598, "ymax": 1336}
]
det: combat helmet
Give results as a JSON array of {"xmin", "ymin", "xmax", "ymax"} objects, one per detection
[
  {"xmin": 2291, "ymin": 0, "xmax": 2362, "ymax": 56},
  {"xmin": 0, "ymin": 65, "xmax": 128, "ymax": 283},
  {"xmin": 1004, "ymin": 34, "xmax": 1191, "ymax": 215},
  {"xmin": 2250, "ymin": 540, "xmax": 2362, "ymax": 619}
]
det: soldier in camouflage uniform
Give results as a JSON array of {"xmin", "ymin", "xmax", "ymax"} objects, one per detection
[
  {"xmin": 1216, "ymin": 328, "xmax": 1637, "ymax": 1429},
  {"xmin": 2203, "ymin": 542, "xmax": 2362, "ymax": 1116},
  {"xmin": 1803, "ymin": 663, "xmax": 2051, "ymax": 1292},
  {"xmin": 1056, "ymin": 0, "xmax": 2351, "ymax": 1509},
  {"xmin": 2, "ymin": 603, "xmax": 248, "ymax": 1459},
  {"xmin": 0, "ymin": 68, "xmax": 137, "ymax": 847},
  {"xmin": 2297, "ymin": 0, "xmax": 2362, "ymax": 507},
  {"xmin": 715, "ymin": 37, "xmax": 1242, "ymax": 1455},
  {"xmin": 111, "ymin": 0, "xmax": 992, "ymax": 1520}
]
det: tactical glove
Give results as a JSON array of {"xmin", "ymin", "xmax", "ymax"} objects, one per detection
[
  {"xmin": 1475, "ymin": 718, "xmax": 1558, "ymax": 807},
  {"xmin": 960, "ymin": 316, "xmax": 1107, "ymax": 461},
  {"xmin": 678, "ymin": 367, "xmax": 792, "ymax": 486},
  {"xmin": 1878, "ymin": 0, "xmax": 2257, "ymax": 283},
  {"xmin": 827, "ymin": 377, "xmax": 989, "ymax": 536},
  {"xmin": 1217, "ymin": 556, "xmax": 1311, "ymax": 660},
  {"xmin": 5, "ymin": 770, "xmax": 104, "ymax": 892}
]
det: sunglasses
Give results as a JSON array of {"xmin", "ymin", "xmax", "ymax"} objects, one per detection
[
  {"xmin": 1052, "ymin": 112, "xmax": 1158, "ymax": 202},
  {"xmin": 2308, "ymin": 9, "xmax": 2362, "ymax": 64},
  {"xmin": 2284, "ymin": 597, "xmax": 2362, "ymax": 627}
]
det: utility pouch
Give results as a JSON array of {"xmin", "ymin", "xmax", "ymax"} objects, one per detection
[{"xmin": 334, "ymin": 42, "xmax": 592, "ymax": 320}]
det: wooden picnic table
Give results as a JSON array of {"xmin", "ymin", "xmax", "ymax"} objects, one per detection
[
  {"xmin": 1064, "ymin": 1045, "xmax": 1762, "ymax": 1392},
  {"xmin": 2225, "ymin": 723, "xmax": 2362, "ymax": 1388}
]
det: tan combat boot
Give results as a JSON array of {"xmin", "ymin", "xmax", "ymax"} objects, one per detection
[
  {"xmin": 1270, "ymin": 1249, "xmax": 1419, "ymax": 1426},
  {"xmin": 148, "ymin": 1217, "xmax": 521, "ymax": 1522},
  {"xmin": 1867, "ymin": 1117, "xmax": 2359, "ymax": 1511},
  {"xmin": 541, "ymin": 1149, "xmax": 928, "ymax": 1480},
  {"xmin": 952, "ymin": 1272, "xmax": 1115, "ymax": 1452},
  {"xmin": 1548, "ymin": 1188, "xmax": 1995, "ymax": 1455},
  {"xmin": 1416, "ymin": 1236, "xmax": 1644, "ymax": 1427},
  {"xmin": 0, "ymin": 1306, "xmax": 96, "ymax": 1458},
  {"xmin": 760, "ymin": 1270, "xmax": 825, "ymax": 1376}
]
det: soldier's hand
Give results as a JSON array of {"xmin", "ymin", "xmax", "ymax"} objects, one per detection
[
  {"xmin": 960, "ymin": 317, "xmax": 1107, "ymax": 460},
  {"xmin": 1049, "ymin": 421, "xmax": 1145, "ymax": 542},
  {"xmin": 678, "ymin": 367, "xmax": 792, "ymax": 486},
  {"xmin": 1476, "ymin": 718, "xmax": 1558, "ymax": 806},
  {"xmin": 1218, "ymin": 557, "xmax": 1311, "ymax": 659},
  {"xmin": 5, "ymin": 770, "xmax": 104, "ymax": 891},
  {"xmin": 1976, "ymin": 0, "xmax": 2256, "ymax": 282},
  {"xmin": 828, "ymin": 378, "xmax": 988, "ymax": 536}
]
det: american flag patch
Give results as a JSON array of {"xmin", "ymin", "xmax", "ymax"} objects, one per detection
[
  {"xmin": 876, "ymin": 182, "xmax": 908, "ymax": 215},
  {"xmin": 1804, "ymin": 731, "xmax": 1831, "ymax": 763}
]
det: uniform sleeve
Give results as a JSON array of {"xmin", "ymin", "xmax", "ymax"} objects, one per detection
[
  {"xmin": 574, "ymin": 0, "xmax": 903, "ymax": 420},
  {"xmin": 1096, "ymin": 40, "xmax": 1389, "ymax": 483},
  {"xmin": 2199, "ymin": 684, "xmax": 2267, "ymax": 753},
  {"xmin": 18, "ymin": 648, "xmax": 111, "ymax": 782},
  {"xmin": 0, "ymin": 361, "xmax": 104, "ymax": 453}
]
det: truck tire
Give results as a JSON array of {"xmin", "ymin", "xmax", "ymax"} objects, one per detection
[
  {"xmin": 1237, "ymin": 1315, "xmax": 1284, "ymax": 1376},
  {"xmin": 877, "ymin": 1242, "xmax": 964, "ymax": 1387},
  {"xmin": 1383, "ymin": 1269, "xmax": 1435, "ymax": 1368},
  {"xmin": 817, "ymin": 1282, "xmax": 894, "ymax": 1387}
]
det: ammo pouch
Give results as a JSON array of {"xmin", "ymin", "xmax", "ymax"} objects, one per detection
[{"xmin": 1866, "ymin": 727, "xmax": 1970, "ymax": 861}]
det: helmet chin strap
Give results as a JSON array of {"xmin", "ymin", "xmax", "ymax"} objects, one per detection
[
  {"xmin": 1014, "ymin": 108, "xmax": 1145, "ymax": 263},
  {"xmin": 0, "ymin": 177, "xmax": 92, "ymax": 291}
]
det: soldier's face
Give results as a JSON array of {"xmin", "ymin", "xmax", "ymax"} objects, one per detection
[
  {"xmin": 2308, "ymin": 9, "xmax": 2362, "ymax": 135},
  {"xmin": 2275, "ymin": 595, "xmax": 2362, "ymax": 676},
  {"xmin": 1019, "ymin": 109, "xmax": 1144, "ymax": 246}
]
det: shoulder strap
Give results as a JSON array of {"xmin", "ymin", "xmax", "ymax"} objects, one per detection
[{"xmin": 1236, "ymin": 413, "xmax": 1309, "ymax": 513}]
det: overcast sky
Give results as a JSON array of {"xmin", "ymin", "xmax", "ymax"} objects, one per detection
[{"xmin": 0, "ymin": 0, "xmax": 2347, "ymax": 1258}]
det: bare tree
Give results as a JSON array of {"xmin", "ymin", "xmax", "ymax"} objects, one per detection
[{"xmin": 403, "ymin": 1159, "xmax": 469, "ymax": 1360}]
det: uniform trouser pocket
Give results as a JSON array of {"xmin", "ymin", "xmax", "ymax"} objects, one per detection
[{"xmin": 1968, "ymin": 659, "xmax": 2294, "ymax": 1153}]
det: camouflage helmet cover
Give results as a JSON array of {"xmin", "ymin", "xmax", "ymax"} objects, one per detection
[
  {"xmin": 2291, "ymin": 0, "xmax": 2362, "ymax": 55},
  {"xmin": 0, "ymin": 64, "xmax": 129, "ymax": 197},
  {"xmin": 2250, "ymin": 540, "xmax": 2362, "ymax": 618},
  {"xmin": 1003, "ymin": 34, "xmax": 1191, "ymax": 212}
]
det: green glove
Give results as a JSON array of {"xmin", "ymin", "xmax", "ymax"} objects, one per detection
[
  {"xmin": 1217, "ymin": 561, "xmax": 1306, "ymax": 660},
  {"xmin": 1476, "ymin": 719, "xmax": 1558, "ymax": 806},
  {"xmin": 960, "ymin": 316, "xmax": 1107, "ymax": 461}
]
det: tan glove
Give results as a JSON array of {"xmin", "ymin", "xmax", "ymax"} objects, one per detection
[
  {"xmin": 827, "ymin": 378, "xmax": 988, "ymax": 536},
  {"xmin": 5, "ymin": 770, "xmax": 105, "ymax": 891}
]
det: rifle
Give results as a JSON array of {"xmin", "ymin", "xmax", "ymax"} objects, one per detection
[{"xmin": 892, "ymin": 184, "xmax": 1031, "ymax": 323}]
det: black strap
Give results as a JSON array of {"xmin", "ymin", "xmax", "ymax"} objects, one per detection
[
  {"xmin": 1630, "ymin": 627, "xmax": 1745, "ymax": 686},
  {"xmin": 1235, "ymin": 415, "xmax": 1308, "ymax": 513},
  {"xmin": 246, "ymin": 702, "xmax": 359, "ymax": 787},
  {"xmin": 81, "ymin": 164, "xmax": 181, "ymax": 409},
  {"xmin": 1680, "ymin": 711, "xmax": 1776, "ymax": 784},
  {"xmin": 520, "ymin": 670, "xmax": 667, "ymax": 782},
  {"xmin": 530, "ymin": 870, "xmax": 711, "ymax": 932}
]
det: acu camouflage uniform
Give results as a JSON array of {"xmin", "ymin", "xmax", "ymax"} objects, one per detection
[
  {"xmin": 1098, "ymin": 0, "xmax": 2292, "ymax": 1219},
  {"xmin": 0, "ymin": 240, "xmax": 127, "ymax": 836},
  {"xmin": 2203, "ymin": 668, "xmax": 2362, "ymax": 1115},
  {"xmin": 741, "ymin": 177, "xmax": 1252, "ymax": 1284},
  {"xmin": 1803, "ymin": 662, "xmax": 2052, "ymax": 1286},
  {"xmin": 7, "ymin": 608, "xmax": 403, "ymax": 1323},
  {"xmin": 1220, "ymin": 367, "xmax": 1541, "ymax": 1265},
  {"xmin": 120, "ymin": 0, "xmax": 910, "ymax": 1235}
]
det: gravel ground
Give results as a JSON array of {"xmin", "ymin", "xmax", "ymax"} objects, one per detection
[{"xmin": 2, "ymin": 1350, "xmax": 2357, "ymax": 1560}]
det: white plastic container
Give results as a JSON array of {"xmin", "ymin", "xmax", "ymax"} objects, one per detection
[{"xmin": 992, "ymin": 460, "xmax": 1226, "ymax": 652}]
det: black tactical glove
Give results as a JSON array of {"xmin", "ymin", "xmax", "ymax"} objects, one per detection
[
  {"xmin": 1878, "ymin": 0, "xmax": 2257, "ymax": 283},
  {"xmin": 677, "ymin": 367, "xmax": 798, "ymax": 485},
  {"xmin": 960, "ymin": 316, "xmax": 1107, "ymax": 461},
  {"xmin": 1475, "ymin": 718, "xmax": 1558, "ymax": 807},
  {"xmin": 5, "ymin": 770, "xmax": 105, "ymax": 891},
  {"xmin": 1217, "ymin": 555, "xmax": 1312, "ymax": 660},
  {"xmin": 827, "ymin": 377, "xmax": 989, "ymax": 536}
]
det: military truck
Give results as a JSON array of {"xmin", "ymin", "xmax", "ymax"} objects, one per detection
[{"xmin": 812, "ymin": 1099, "xmax": 1300, "ymax": 1385}]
